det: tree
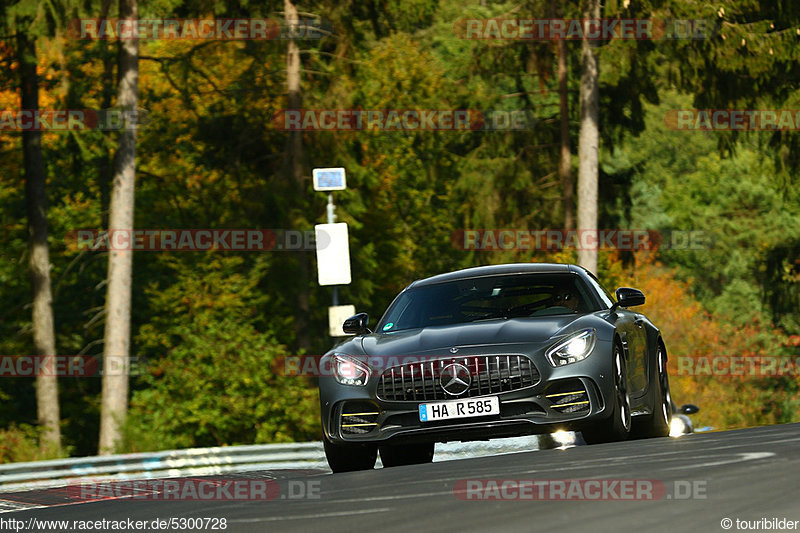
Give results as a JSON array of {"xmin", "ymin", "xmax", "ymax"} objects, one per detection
[
  {"xmin": 576, "ymin": 0, "xmax": 600, "ymax": 273},
  {"xmin": 284, "ymin": 0, "xmax": 312, "ymax": 351},
  {"xmin": 16, "ymin": 23, "xmax": 61, "ymax": 453},
  {"xmin": 123, "ymin": 256, "xmax": 320, "ymax": 451},
  {"xmin": 552, "ymin": 0, "xmax": 573, "ymax": 230},
  {"xmin": 98, "ymin": 0, "xmax": 138, "ymax": 454},
  {"xmin": 557, "ymin": 35, "xmax": 573, "ymax": 230}
]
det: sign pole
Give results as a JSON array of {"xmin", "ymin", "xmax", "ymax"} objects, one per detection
[
  {"xmin": 327, "ymin": 192, "xmax": 339, "ymax": 307},
  {"xmin": 313, "ymin": 167, "xmax": 351, "ymax": 336}
]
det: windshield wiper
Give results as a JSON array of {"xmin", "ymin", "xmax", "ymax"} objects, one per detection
[{"xmin": 466, "ymin": 310, "xmax": 509, "ymax": 321}]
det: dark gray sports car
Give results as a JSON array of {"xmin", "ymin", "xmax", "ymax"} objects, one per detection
[{"xmin": 319, "ymin": 263, "xmax": 671, "ymax": 472}]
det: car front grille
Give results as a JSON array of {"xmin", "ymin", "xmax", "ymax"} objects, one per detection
[{"xmin": 376, "ymin": 355, "xmax": 540, "ymax": 402}]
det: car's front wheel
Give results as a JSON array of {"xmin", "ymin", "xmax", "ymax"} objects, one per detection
[
  {"xmin": 323, "ymin": 437, "xmax": 377, "ymax": 473},
  {"xmin": 379, "ymin": 442, "xmax": 435, "ymax": 467},
  {"xmin": 635, "ymin": 342, "xmax": 671, "ymax": 438},
  {"xmin": 582, "ymin": 344, "xmax": 632, "ymax": 444}
]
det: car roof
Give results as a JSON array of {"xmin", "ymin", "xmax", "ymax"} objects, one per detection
[{"xmin": 409, "ymin": 263, "xmax": 581, "ymax": 288}]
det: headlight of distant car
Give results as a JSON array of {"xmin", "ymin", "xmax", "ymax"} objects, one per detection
[
  {"xmin": 331, "ymin": 353, "xmax": 369, "ymax": 386},
  {"xmin": 545, "ymin": 329, "xmax": 596, "ymax": 367}
]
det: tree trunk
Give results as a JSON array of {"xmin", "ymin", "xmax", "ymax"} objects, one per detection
[
  {"xmin": 576, "ymin": 0, "xmax": 600, "ymax": 274},
  {"xmin": 286, "ymin": 0, "xmax": 302, "ymax": 185},
  {"xmin": 98, "ymin": 0, "xmax": 138, "ymax": 455},
  {"xmin": 98, "ymin": 0, "xmax": 116, "ymax": 229},
  {"xmin": 17, "ymin": 30, "xmax": 62, "ymax": 453},
  {"xmin": 550, "ymin": 0, "xmax": 573, "ymax": 231},
  {"xmin": 557, "ymin": 37, "xmax": 573, "ymax": 231},
  {"xmin": 285, "ymin": 0, "xmax": 311, "ymax": 351}
]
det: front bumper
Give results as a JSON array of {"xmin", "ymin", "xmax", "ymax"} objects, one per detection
[{"xmin": 320, "ymin": 350, "xmax": 616, "ymax": 445}]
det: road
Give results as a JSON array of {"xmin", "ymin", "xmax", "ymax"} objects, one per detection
[{"xmin": 3, "ymin": 423, "xmax": 799, "ymax": 532}]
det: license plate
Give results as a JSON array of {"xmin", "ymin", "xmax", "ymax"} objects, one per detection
[{"xmin": 419, "ymin": 396, "xmax": 500, "ymax": 422}]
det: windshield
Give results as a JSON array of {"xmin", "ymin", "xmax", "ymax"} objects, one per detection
[{"xmin": 378, "ymin": 273, "xmax": 597, "ymax": 332}]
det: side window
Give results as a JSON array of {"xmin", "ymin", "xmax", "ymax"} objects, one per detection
[
  {"xmin": 583, "ymin": 271, "xmax": 614, "ymax": 308},
  {"xmin": 568, "ymin": 278, "xmax": 591, "ymax": 313}
]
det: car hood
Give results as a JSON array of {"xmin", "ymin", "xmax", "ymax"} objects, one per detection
[{"xmin": 358, "ymin": 316, "xmax": 581, "ymax": 357}]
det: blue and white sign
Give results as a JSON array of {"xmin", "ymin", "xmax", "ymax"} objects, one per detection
[{"xmin": 313, "ymin": 167, "xmax": 347, "ymax": 191}]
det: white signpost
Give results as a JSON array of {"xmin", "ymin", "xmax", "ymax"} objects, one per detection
[
  {"xmin": 328, "ymin": 304, "xmax": 356, "ymax": 337},
  {"xmin": 313, "ymin": 167, "xmax": 352, "ymax": 336},
  {"xmin": 314, "ymin": 223, "xmax": 351, "ymax": 286}
]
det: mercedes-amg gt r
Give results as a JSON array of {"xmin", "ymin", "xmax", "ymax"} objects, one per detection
[{"xmin": 319, "ymin": 263, "xmax": 672, "ymax": 472}]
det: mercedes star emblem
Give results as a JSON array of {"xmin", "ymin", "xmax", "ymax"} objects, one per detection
[{"xmin": 440, "ymin": 363, "xmax": 472, "ymax": 396}]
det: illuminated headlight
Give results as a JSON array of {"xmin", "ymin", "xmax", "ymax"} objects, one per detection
[
  {"xmin": 332, "ymin": 354, "xmax": 369, "ymax": 386},
  {"xmin": 545, "ymin": 329, "xmax": 596, "ymax": 367}
]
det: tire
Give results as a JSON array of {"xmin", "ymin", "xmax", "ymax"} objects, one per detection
[
  {"xmin": 635, "ymin": 342, "xmax": 671, "ymax": 438},
  {"xmin": 323, "ymin": 437, "xmax": 377, "ymax": 473},
  {"xmin": 379, "ymin": 442, "xmax": 435, "ymax": 467},
  {"xmin": 582, "ymin": 343, "xmax": 632, "ymax": 444}
]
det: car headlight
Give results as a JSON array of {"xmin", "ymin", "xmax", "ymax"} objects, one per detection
[
  {"xmin": 545, "ymin": 329, "xmax": 596, "ymax": 367},
  {"xmin": 331, "ymin": 353, "xmax": 369, "ymax": 386}
]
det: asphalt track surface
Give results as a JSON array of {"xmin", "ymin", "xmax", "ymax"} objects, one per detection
[{"xmin": 3, "ymin": 423, "xmax": 799, "ymax": 533}]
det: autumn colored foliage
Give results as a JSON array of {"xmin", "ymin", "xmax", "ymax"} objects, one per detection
[{"xmin": 625, "ymin": 253, "xmax": 800, "ymax": 430}]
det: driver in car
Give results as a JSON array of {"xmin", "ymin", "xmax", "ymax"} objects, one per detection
[{"xmin": 553, "ymin": 288, "xmax": 579, "ymax": 312}]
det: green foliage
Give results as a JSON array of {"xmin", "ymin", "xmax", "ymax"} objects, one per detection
[
  {"xmin": 613, "ymin": 91, "xmax": 800, "ymax": 328},
  {"xmin": 124, "ymin": 317, "xmax": 320, "ymax": 450},
  {"xmin": 0, "ymin": 424, "xmax": 70, "ymax": 463},
  {"xmin": 124, "ymin": 255, "xmax": 319, "ymax": 451}
]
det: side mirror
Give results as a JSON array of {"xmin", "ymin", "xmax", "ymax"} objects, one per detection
[
  {"xmin": 342, "ymin": 312, "xmax": 370, "ymax": 335},
  {"xmin": 679, "ymin": 404, "xmax": 699, "ymax": 415},
  {"xmin": 609, "ymin": 287, "xmax": 646, "ymax": 313}
]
